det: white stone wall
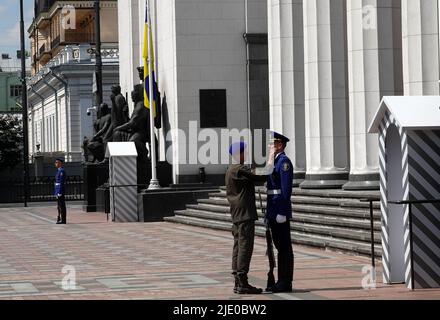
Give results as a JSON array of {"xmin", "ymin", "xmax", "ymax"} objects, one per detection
[
  {"xmin": 120, "ymin": 0, "xmax": 257, "ymax": 182},
  {"xmin": 174, "ymin": 0, "xmax": 248, "ymax": 178},
  {"xmin": 246, "ymin": 0, "xmax": 268, "ymax": 33}
]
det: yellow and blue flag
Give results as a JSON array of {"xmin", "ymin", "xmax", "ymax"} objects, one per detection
[{"xmin": 143, "ymin": 0, "xmax": 159, "ymax": 119}]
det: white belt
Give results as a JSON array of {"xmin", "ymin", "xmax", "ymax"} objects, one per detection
[
  {"xmin": 267, "ymin": 189, "xmax": 281, "ymax": 195},
  {"xmin": 55, "ymin": 183, "xmax": 61, "ymax": 186}
]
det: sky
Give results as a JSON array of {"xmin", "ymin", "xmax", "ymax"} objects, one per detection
[{"xmin": 0, "ymin": 0, "xmax": 34, "ymax": 58}]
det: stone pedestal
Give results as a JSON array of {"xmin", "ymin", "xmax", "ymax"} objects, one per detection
[
  {"xmin": 138, "ymin": 188, "xmax": 215, "ymax": 222},
  {"xmin": 83, "ymin": 163, "xmax": 109, "ymax": 212},
  {"xmin": 34, "ymin": 153, "xmax": 44, "ymax": 178},
  {"xmin": 96, "ymin": 184, "xmax": 110, "ymax": 213}
]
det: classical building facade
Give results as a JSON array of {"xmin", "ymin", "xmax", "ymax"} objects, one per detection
[
  {"xmin": 118, "ymin": 0, "xmax": 439, "ymax": 189},
  {"xmin": 118, "ymin": 0, "xmax": 269, "ymax": 184},
  {"xmin": 268, "ymin": 0, "xmax": 438, "ymax": 190},
  {"xmin": 27, "ymin": 0, "xmax": 119, "ymax": 162}
]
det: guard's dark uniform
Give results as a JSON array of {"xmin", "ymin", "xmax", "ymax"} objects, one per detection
[
  {"xmin": 266, "ymin": 143, "xmax": 294, "ymax": 291},
  {"xmin": 55, "ymin": 167, "xmax": 67, "ymax": 224}
]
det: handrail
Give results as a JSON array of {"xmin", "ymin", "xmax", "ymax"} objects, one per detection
[
  {"xmin": 360, "ymin": 197, "xmax": 380, "ymax": 269},
  {"xmin": 389, "ymin": 200, "xmax": 440, "ymax": 205}
]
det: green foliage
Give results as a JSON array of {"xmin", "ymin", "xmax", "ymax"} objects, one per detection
[{"xmin": 0, "ymin": 114, "xmax": 23, "ymax": 169}]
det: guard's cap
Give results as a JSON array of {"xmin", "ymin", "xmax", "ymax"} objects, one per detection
[
  {"xmin": 229, "ymin": 142, "xmax": 247, "ymax": 156},
  {"xmin": 55, "ymin": 158, "xmax": 64, "ymax": 163},
  {"xmin": 270, "ymin": 131, "xmax": 290, "ymax": 143}
]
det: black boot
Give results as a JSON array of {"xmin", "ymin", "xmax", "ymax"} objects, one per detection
[
  {"xmin": 232, "ymin": 273, "xmax": 239, "ymax": 294},
  {"xmin": 270, "ymin": 281, "xmax": 292, "ymax": 293},
  {"xmin": 236, "ymin": 273, "xmax": 263, "ymax": 295}
]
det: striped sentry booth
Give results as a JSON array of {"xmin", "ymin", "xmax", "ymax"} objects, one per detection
[
  {"xmin": 107, "ymin": 142, "xmax": 139, "ymax": 223},
  {"xmin": 369, "ymin": 96, "xmax": 440, "ymax": 290}
]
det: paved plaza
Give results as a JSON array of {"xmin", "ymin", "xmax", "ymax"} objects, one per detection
[{"xmin": 0, "ymin": 203, "xmax": 439, "ymax": 300}]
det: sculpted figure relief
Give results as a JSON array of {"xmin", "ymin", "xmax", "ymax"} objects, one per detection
[
  {"xmin": 114, "ymin": 84, "xmax": 149, "ymax": 162},
  {"xmin": 87, "ymin": 103, "xmax": 112, "ymax": 162},
  {"xmin": 104, "ymin": 85, "xmax": 130, "ymax": 143}
]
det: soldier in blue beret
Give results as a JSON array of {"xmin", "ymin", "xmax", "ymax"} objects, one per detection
[
  {"xmin": 265, "ymin": 131, "xmax": 294, "ymax": 293},
  {"xmin": 54, "ymin": 158, "xmax": 67, "ymax": 224},
  {"xmin": 225, "ymin": 141, "xmax": 267, "ymax": 295}
]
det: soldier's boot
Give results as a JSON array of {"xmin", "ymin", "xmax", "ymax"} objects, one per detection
[
  {"xmin": 232, "ymin": 273, "xmax": 239, "ymax": 294},
  {"xmin": 236, "ymin": 274, "xmax": 263, "ymax": 295}
]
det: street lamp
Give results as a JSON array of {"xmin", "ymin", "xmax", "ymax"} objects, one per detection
[{"xmin": 19, "ymin": 0, "xmax": 30, "ymax": 207}]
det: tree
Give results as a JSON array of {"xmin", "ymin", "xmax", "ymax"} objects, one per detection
[{"xmin": 0, "ymin": 114, "xmax": 23, "ymax": 169}]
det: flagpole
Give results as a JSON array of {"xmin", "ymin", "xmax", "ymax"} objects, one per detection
[{"xmin": 147, "ymin": 0, "xmax": 160, "ymax": 190}]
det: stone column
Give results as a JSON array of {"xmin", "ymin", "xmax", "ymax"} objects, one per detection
[
  {"xmin": 117, "ymin": 0, "xmax": 141, "ymax": 112},
  {"xmin": 344, "ymin": 0, "xmax": 403, "ymax": 190},
  {"xmin": 268, "ymin": 0, "xmax": 306, "ymax": 186},
  {"xmin": 301, "ymin": 0, "xmax": 349, "ymax": 189},
  {"xmin": 402, "ymin": 0, "xmax": 439, "ymax": 95}
]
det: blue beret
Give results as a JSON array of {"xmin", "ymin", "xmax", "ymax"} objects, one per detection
[
  {"xmin": 271, "ymin": 131, "xmax": 290, "ymax": 143},
  {"xmin": 229, "ymin": 142, "xmax": 247, "ymax": 156}
]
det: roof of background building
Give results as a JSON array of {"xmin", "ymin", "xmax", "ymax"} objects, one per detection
[{"xmin": 0, "ymin": 54, "xmax": 31, "ymax": 73}]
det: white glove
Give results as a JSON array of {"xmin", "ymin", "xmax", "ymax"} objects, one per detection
[{"xmin": 276, "ymin": 214, "xmax": 287, "ymax": 224}]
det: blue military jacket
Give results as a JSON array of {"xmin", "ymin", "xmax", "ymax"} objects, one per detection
[
  {"xmin": 266, "ymin": 152, "xmax": 293, "ymax": 220},
  {"xmin": 54, "ymin": 168, "xmax": 66, "ymax": 196}
]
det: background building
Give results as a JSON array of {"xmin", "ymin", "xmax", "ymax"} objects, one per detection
[
  {"xmin": 27, "ymin": 0, "xmax": 119, "ymax": 162},
  {"xmin": 118, "ymin": 0, "xmax": 269, "ymax": 184},
  {"xmin": 119, "ymin": 0, "xmax": 440, "ymax": 190},
  {"xmin": 0, "ymin": 53, "xmax": 31, "ymax": 114}
]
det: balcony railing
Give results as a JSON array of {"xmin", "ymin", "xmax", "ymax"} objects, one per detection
[
  {"xmin": 64, "ymin": 31, "xmax": 95, "ymax": 44},
  {"xmin": 28, "ymin": 44, "xmax": 119, "ymax": 86}
]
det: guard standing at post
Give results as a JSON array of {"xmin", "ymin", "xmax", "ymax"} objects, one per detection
[
  {"xmin": 55, "ymin": 158, "xmax": 67, "ymax": 224},
  {"xmin": 225, "ymin": 142, "xmax": 267, "ymax": 295},
  {"xmin": 265, "ymin": 132, "xmax": 294, "ymax": 293}
]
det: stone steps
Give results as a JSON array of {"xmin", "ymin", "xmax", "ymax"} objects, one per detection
[
  {"xmin": 211, "ymin": 190, "xmax": 381, "ymax": 210},
  {"xmin": 196, "ymin": 198, "xmax": 381, "ymax": 220},
  {"xmin": 164, "ymin": 215, "xmax": 382, "ymax": 257},
  {"xmin": 165, "ymin": 187, "xmax": 382, "ymax": 258},
  {"xmin": 184, "ymin": 205, "xmax": 381, "ymax": 231},
  {"xmin": 171, "ymin": 208, "xmax": 381, "ymax": 244}
]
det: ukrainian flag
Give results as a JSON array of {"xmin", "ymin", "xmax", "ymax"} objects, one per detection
[{"xmin": 143, "ymin": 0, "xmax": 158, "ymax": 117}]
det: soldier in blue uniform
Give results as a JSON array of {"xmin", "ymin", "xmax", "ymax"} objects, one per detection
[
  {"xmin": 265, "ymin": 132, "xmax": 294, "ymax": 293},
  {"xmin": 54, "ymin": 158, "xmax": 67, "ymax": 224}
]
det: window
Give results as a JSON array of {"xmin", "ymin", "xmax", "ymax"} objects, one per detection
[
  {"xmin": 10, "ymin": 85, "xmax": 22, "ymax": 98},
  {"xmin": 200, "ymin": 89, "xmax": 227, "ymax": 128}
]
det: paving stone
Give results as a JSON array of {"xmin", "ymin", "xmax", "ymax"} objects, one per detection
[{"xmin": 0, "ymin": 204, "xmax": 438, "ymax": 300}]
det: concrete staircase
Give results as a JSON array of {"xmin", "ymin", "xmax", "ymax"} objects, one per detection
[{"xmin": 164, "ymin": 187, "xmax": 382, "ymax": 258}]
